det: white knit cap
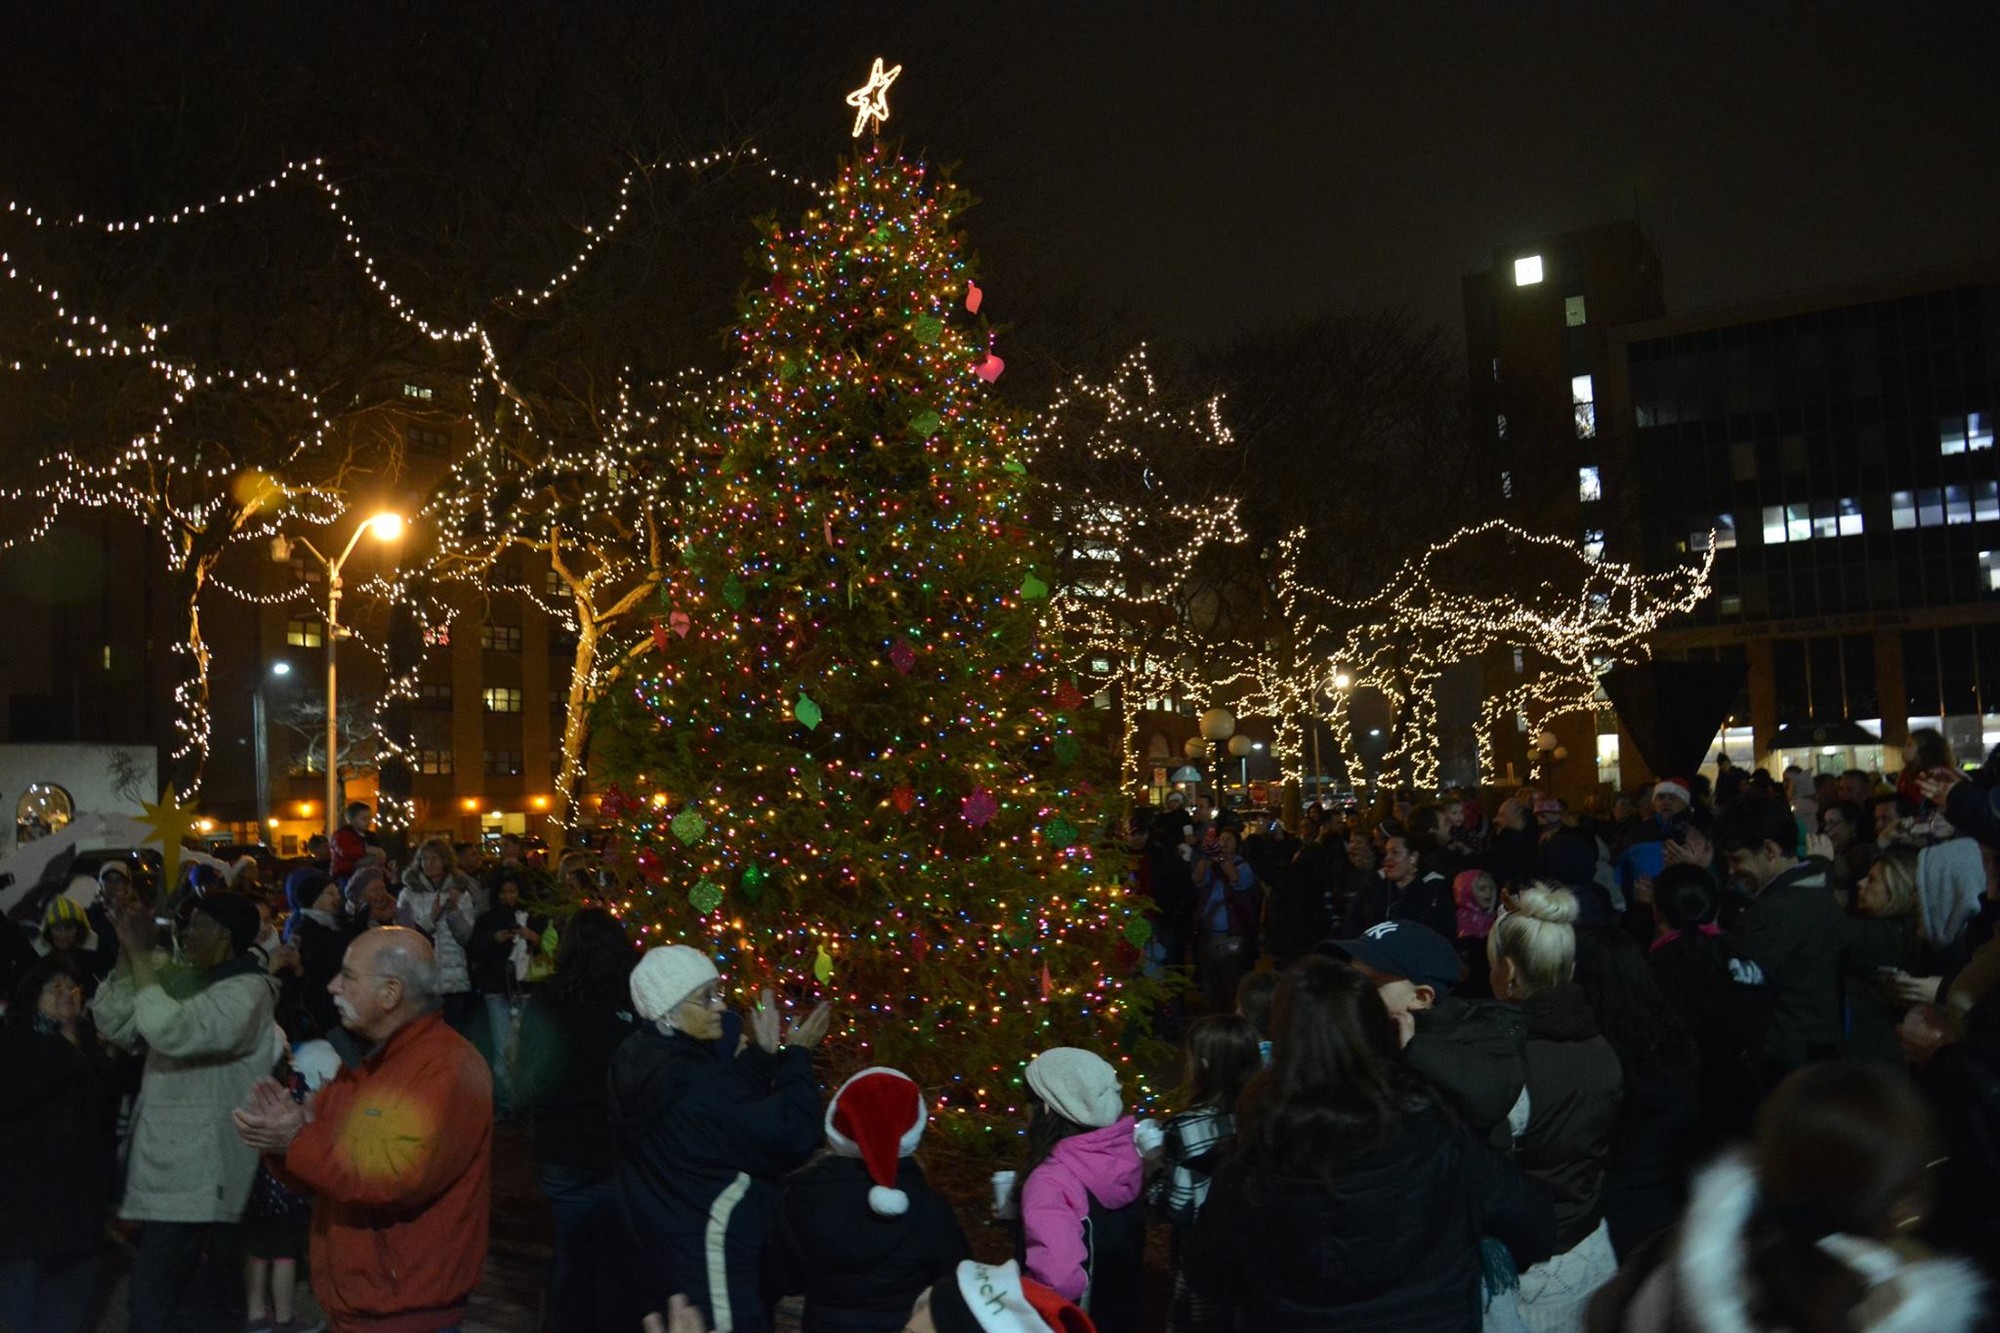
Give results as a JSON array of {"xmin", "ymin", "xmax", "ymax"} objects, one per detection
[
  {"xmin": 629, "ymin": 945, "xmax": 719, "ymax": 1023},
  {"xmin": 1024, "ymin": 1047, "xmax": 1123, "ymax": 1129}
]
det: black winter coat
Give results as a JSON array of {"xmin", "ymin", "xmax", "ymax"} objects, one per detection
[
  {"xmin": 1340, "ymin": 870, "xmax": 1457, "ymax": 943},
  {"xmin": 291, "ymin": 913, "xmax": 353, "ymax": 1040},
  {"xmin": 768, "ymin": 1155, "xmax": 969, "ymax": 1332},
  {"xmin": 1181, "ymin": 1103, "xmax": 1555, "ymax": 1331},
  {"xmin": 0, "ymin": 1026, "xmax": 118, "ymax": 1265},
  {"xmin": 468, "ymin": 905, "xmax": 545, "ymax": 996},
  {"xmin": 610, "ymin": 1028, "xmax": 821, "ymax": 1332},
  {"xmin": 1512, "ymin": 984, "xmax": 1623, "ymax": 1252},
  {"xmin": 1405, "ymin": 997, "xmax": 1527, "ymax": 1149},
  {"xmin": 517, "ymin": 992, "xmax": 641, "ymax": 1175},
  {"xmin": 1722, "ymin": 860, "xmax": 1842, "ymax": 1077},
  {"xmin": 1646, "ymin": 933, "xmax": 1771, "ymax": 1150}
]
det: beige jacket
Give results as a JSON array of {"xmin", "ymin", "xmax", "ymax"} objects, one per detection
[{"xmin": 92, "ymin": 956, "xmax": 281, "ymax": 1222}]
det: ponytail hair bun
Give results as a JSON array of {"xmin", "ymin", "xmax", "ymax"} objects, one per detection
[{"xmin": 1492, "ymin": 881, "xmax": 1579, "ymax": 995}]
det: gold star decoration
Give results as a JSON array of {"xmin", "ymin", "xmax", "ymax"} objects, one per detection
[
  {"xmin": 845, "ymin": 56, "xmax": 903, "ymax": 138},
  {"xmin": 137, "ymin": 787, "xmax": 204, "ymax": 896}
]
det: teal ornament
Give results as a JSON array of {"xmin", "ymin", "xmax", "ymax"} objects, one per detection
[
  {"xmin": 913, "ymin": 314, "xmax": 944, "ymax": 345},
  {"xmin": 670, "ymin": 806, "xmax": 706, "ymax": 846},
  {"xmin": 722, "ymin": 574, "xmax": 746, "ymax": 609},
  {"xmin": 740, "ymin": 864, "xmax": 767, "ymax": 902},
  {"xmin": 1044, "ymin": 815, "xmax": 1079, "ymax": 848},
  {"xmin": 795, "ymin": 690, "xmax": 823, "ymax": 730},
  {"xmin": 911, "ymin": 409, "xmax": 942, "ymax": 438},
  {"xmin": 1053, "ymin": 734, "xmax": 1082, "ymax": 764},
  {"xmin": 1019, "ymin": 571, "xmax": 1049, "ymax": 600},
  {"xmin": 688, "ymin": 877, "xmax": 723, "ymax": 914},
  {"xmin": 1123, "ymin": 916, "xmax": 1154, "ymax": 948}
]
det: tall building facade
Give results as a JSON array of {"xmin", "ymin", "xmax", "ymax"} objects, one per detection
[
  {"xmin": 1607, "ymin": 274, "xmax": 2000, "ymax": 777},
  {"xmin": 1462, "ymin": 222, "xmax": 1666, "ymax": 792}
]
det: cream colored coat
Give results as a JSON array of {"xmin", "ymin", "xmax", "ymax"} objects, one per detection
[{"xmin": 92, "ymin": 959, "xmax": 281, "ymax": 1222}]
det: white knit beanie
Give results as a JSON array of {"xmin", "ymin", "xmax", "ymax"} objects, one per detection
[
  {"xmin": 629, "ymin": 945, "xmax": 720, "ymax": 1024},
  {"xmin": 1024, "ymin": 1047, "xmax": 1122, "ymax": 1129}
]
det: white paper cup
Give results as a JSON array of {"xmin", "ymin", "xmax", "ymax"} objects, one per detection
[{"xmin": 990, "ymin": 1169, "xmax": 1018, "ymax": 1219}]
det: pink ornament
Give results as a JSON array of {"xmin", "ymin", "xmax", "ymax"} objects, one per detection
[
  {"xmin": 889, "ymin": 640, "xmax": 916, "ymax": 675},
  {"xmin": 974, "ymin": 352, "xmax": 1005, "ymax": 383},
  {"xmin": 965, "ymin": 281, "xmax": 983, "ymax": 314},
  {"xmin": 1041, "ymin": 962, "xmax": 1054, "ymax": 1000},
  {"xmin": 963, "ymin": 787, "xmax": 998, "ymax": 827},
  {"xmin": 668, "ymin": 609, "xmax": 691, "ymax": 638}
]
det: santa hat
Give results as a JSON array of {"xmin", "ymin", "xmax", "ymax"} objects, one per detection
[
  {"xmin": 1654, "ymin": 779, "xmax": 1692, "ymax": 806},
  {"xmin": 824, "ymin": 1066, "xmax": 927, "ymax": 1216},
  {"xmin": 925, "ymin": 1260, "xmax": 1094, "ymax": 1333}
]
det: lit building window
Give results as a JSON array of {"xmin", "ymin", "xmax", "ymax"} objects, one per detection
[
  {"xmin": 1583, "ymin": 529, "xmax": 1606, "ymax": 563},
  {"xmin": 481, "ymin": 687, "xmax": 523, "ymax": 714},
  {"xmin": 1719, "ymin": 594, "xmax": 1743, "ymax": 617},
  {"xmin": 1691, "ymin": 514, "xmax": 1738, "ymax": 551},
  {"xmin": 1838, "ymin": 497, "xmax": 1864, "ymax": 537},
  {"xmin": 1572, "ymin": 375, "xmax": 1596, "ymax": 439},
  {"xmin": 1765, "ymin": 499, "xmax": 1866, "ymax": 543},
  {"xmin": 285, "ymin": 617, "xmax": 324, "ymax": 648},
  {"xmin": 1982, "ymin": 551, "xmax": 2000, "ymax": 592},
  {"xmin": 415, "ymin": 748, "xmax": 454, "ymax": 775},
  {"xmin": 1578, "ymin": 467, "xmax": 1602, "ymax": 503},
  {"xmin": 1941, "ymin": 412, "xmax": 1995, "ymax": 455},
  {"xmin": 1947, "ymin": 484, "xmax": 1974, "ymax": 526},
  {"xmin": 1514, "ymin": 254, "xmax": 1545, "ymax": 286},
  {"xmin": 401, "ymin": 382, "xmax": 434, "ymax": 401},
  {"xmin": 1564, "ymin": 295, "xmax": 1587, "ymax": 327},
  {"xmin": 480, "ymin": 624, "xmax": 522, "ymax": 652}
]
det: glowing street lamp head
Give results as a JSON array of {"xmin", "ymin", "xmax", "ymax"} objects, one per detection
[{"xmin": 367, "ymin": 512, "xmax": 405, "ymax": 542}]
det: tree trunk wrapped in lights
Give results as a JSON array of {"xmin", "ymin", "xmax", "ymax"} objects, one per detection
[{"xmin": 596, "ymin": 144, "xmax": 1165, "ymax": 1139}]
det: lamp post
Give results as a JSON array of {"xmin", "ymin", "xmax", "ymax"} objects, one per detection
[
  {"xmin": 1199, "ymin": 707, "xmax": 1237, "ymax": 808},
  {"xmin": 252, "ymin": 660, "xmax": 293, "ymax": 838},
  {"xmin": 274, "ymin": 512, "xmax": 405, "ymax": 840}
]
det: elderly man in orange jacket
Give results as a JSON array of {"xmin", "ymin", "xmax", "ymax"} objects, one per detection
[{"xmin": 236, "ymin": 926, "xmax": 492, "ymax": 1333}]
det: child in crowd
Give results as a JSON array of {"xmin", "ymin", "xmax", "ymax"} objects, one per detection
[
  {"xmin": 242, "ymin": 1038, "xmax": 341, "ymax": 1333},
  {"xmin": 1016, "ymin": 1048, "xmax": 1144, "ymax": 1333},
  {"xmin": 1234, "ymin": 970, "xmax": 1278, "ymax": 1065},
  {"xmin": 769, "ymin": 1066, "xmax": 969, "ymax": 1332},
  {"xmin": 1149, "ymin": 1014, "xmax": 1262, "ymax": 1333}
]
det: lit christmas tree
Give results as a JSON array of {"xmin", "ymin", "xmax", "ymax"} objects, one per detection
[{"xmin": 598, "ymin": 95, "xmax": 1161, "ymax": 1140}]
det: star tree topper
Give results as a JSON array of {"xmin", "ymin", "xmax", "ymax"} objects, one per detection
[
  {"xmin": 137, "ymin": 787, "xmax": 204, "ymax": 894},
  {"xmin": 845, "ymin": 56, "xmax": 902, "ymax": 138}
]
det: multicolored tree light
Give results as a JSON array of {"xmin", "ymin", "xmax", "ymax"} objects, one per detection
[{"xmin": 598, "ymin": 140, "xmax": 1165, "ymax": 1138}]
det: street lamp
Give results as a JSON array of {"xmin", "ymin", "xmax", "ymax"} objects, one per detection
[
  {"xmin": 253, "ymin": 660, "xmax": 293, "ymax": 840},
  {"xmin": 277, "ymin": 511, "xmax": 405, "ymax": 839}
]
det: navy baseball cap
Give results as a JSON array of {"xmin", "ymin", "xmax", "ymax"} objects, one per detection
[{"xmin": 1322, "ymin": 920, "xmax": 1463, "ymax": 993}]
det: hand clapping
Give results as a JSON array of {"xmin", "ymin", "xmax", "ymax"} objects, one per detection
[
  {"xmin": 231, "ymin": 1076, "xmax": 310, "ymax": 1154},
  {"xmin": 747, "ymin": 987, "xmax": 833, "ymax": 1053}
]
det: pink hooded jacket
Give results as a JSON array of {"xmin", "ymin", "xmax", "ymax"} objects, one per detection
[{"xmin": 1020, "ymin": 1114, "xmax": 1144, "ymax": 1302}]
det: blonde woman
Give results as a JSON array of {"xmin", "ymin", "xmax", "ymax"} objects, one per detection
[
  {"xmin": 1488, "ymin": 884, "xmax": 1623, "ymax": 1333},
  {"xmin": 1842, "ymin": 846, "xmax": 1924, "ymax": 1065}
]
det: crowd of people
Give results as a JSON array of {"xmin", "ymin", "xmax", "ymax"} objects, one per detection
[{"xmin": 5, "ymin": 734, "xmax": 2000, "ymax": 1331}]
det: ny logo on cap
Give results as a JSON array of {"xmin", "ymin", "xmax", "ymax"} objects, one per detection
[{"xmin": 1364, "ymin": 921, "xmax": 1399, "ymax": 940}]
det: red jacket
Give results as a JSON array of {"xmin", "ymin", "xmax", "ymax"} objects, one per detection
[
  {"xmin": 281, "ymin": 1011, "xmax": 492, "ymax": 1332},
  {"xmin": 330, "ymin": 825, "xmax": 371, "ymax": 879}
]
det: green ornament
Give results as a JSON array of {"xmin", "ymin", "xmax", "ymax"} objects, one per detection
[
  {"xmin": 1123, "ymin": 916, "xmax": 1154, "ymax": 948},
  {"xmin": 722, "ymin": 575, "xmax": 746, "ymax": 609},
  {"xmin": 779, "ymin": 359, "xmax": 799, "ymax": 381},
  {"xmin": 1002, "ymin": 918, "xmax": 1033, "ymax": 949},
  {"xmin": 740, "ymin": 864, "xmax": 767, "ymax": 901},
  {"xmin": 1045, "ymin": 815, "xmax": 1079, "ymax": 847},
  {"xmin": 911, "ymin": 409, "xmax": 942, "ymax": 438},
  {"xmin": 670, "ymin": 806, "xmax": 706, "ymax": 846},
  {"xmin": 1002, "ymin": 458, "xmax": 1028, "ymax": 475},
  {"xmin": 913, "ymin": 314, "xmax": 944, "ymax": 345},
  {"xmin": 688, "ymin": 877, "xmax": 723, "ymax": 914},
  {"xmin": 1053, "ymin": 734, "xmax": 1082, "ymax": 764},
  {"xmin": 871, "ymin": 222, "xmax": 893, "ymax": 244},
  {"xmin": 795, "ymin": 690, "xmax": 823, "ymax": 730},
  {"xmin": 1019, "ymin": 571, "xmax": 1049, "ymax": 600}
]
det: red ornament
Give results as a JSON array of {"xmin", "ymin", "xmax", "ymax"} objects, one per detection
[
  {"xmin": 889, "ymin": 640, "xmax": 916, "ymax": 675},
  {"xmin": 963, "ymin": 787, "xmax": 998, "ymax": 827},
  {"xmin": 891, "ymin": 785, "xmax": 917, "ymax": 814},
  {"xmin": 1054, "ymin": 680, "xmax": 1084, "ymax": 711},
  {"xmin": 599, "ymin": 784, "xmax": 634, "ymax": 819},
  {"xmin": 635, "ymin": 847, "xmax": 665, "ymax": 882},
  {"xmin": 965, "ymin": 280, "xmax": 983, "ymax": 313},
  {"xmin": 651, "ymin": 618, "xmax": 670, "ymax": 655}
]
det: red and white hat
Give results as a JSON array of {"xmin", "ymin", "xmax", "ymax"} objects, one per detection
[{"xmin": 824, "ymin": 1066, "xmax": 927, "ymax": 1216}]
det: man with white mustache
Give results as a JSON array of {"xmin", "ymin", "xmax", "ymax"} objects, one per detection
[{"xmin": 235, "ymin": 926, "xmax": 493, "ymax": 1333}]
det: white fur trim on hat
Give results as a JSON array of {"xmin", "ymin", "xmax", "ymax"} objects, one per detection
[
  {"xmin": 629, "ymin": 945, "xmax": 719, "ymax": 1024},
  {"xmin": 1025, "ymin": 1047, "xmax": 1123, "ymax": 1129},
  {"xmin": 1653, "ymin": 780, "xmax": 1692, "ymax": 806},
  {"xmin": 825, "ymin": 1066, "xmax": 927, "ymax": 1216},
  {"xmin": 953, "ymin": 1260, "xmax": 1040, "ymax": 1333}
]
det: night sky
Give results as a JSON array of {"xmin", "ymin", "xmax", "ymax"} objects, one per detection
[{"xmin": 0, "ymin": 3, "xmax": 1994, "ymax": 352}]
